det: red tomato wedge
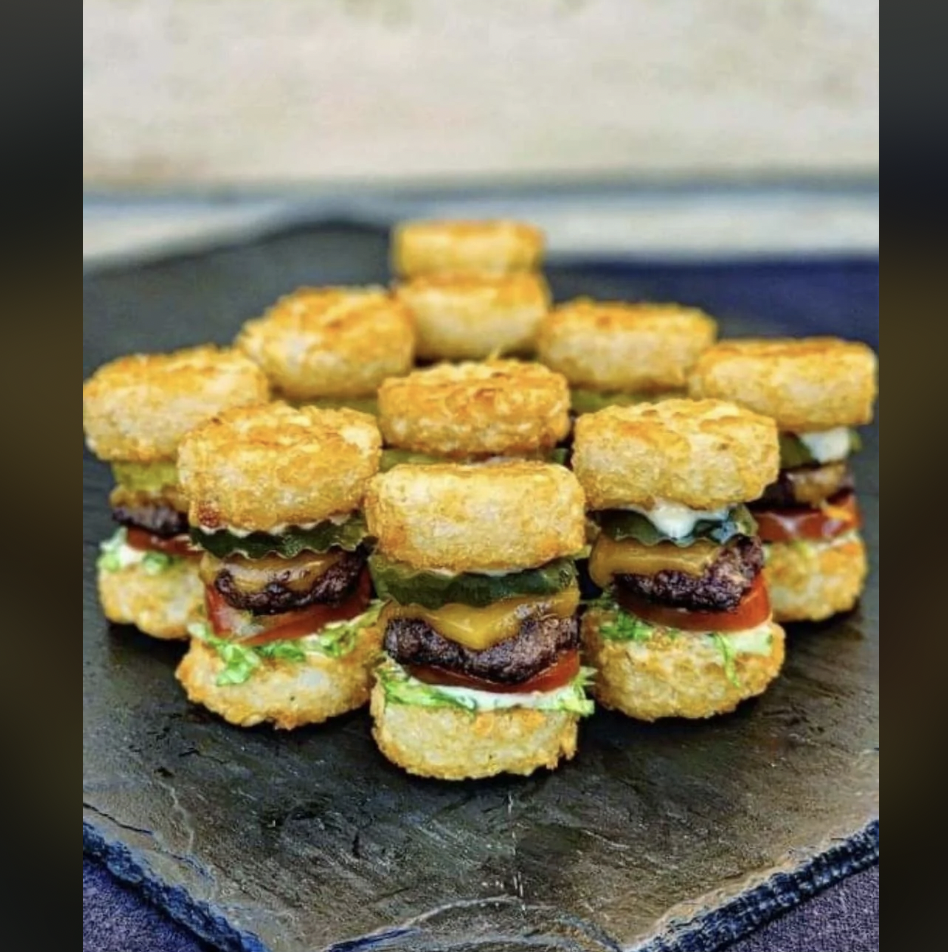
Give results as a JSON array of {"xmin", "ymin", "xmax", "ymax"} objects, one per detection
[
  {"xmin": 754, "ymin": 491, "xmax": 861, "ymax": 544},
  {"xmin": 206, "ymin": 570, "xmax": 371, "ymax": 645},
  {"xmin": 615, "ymin": 574, "xmax": 772, "ymax": 633},
  {"xmin": 126, "ymin": 527, "xmax": 197, "ymax": 558},
  {"xmin": 409, "ymin": 649, "xmax": 581, "ymax": 695}
]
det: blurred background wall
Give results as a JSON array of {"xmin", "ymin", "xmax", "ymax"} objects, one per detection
[{"xmin": 83, "ymin": 0, "xmax": 878, "ymax": 190}]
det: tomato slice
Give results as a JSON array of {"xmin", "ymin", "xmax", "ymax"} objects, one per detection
[
  {"xmin": 409, "ymin": 649, "xmax": 581, "ymax": 695},
  {"xmin": 754, "ymin": 491, "xmax": 861, "ymax": 543},
  {"xmin": 615, "ymin": 574, "xmax": 771, "ymax": 633},
  {"xmin": 206, "ymin": 571, "xmax": 372, "ymax": 644},
  {"xmin": 126, "ymin": 527, "xmax": 197, "ymax": 558}
]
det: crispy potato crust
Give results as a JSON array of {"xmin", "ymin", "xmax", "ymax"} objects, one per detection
[
  {"xmin": 764, "ymin": 533, "xmax": 868, "ymax": 623},
  {"xmin": 370, "ymin": 683, "xmax": 579, "ymax": 779},
  {"xmin": 583, "ymin": 611, "xmax": 786, "ymax": 721},
  {"xmin": 98, "ymin": 557, "xmax": 203, "ymax": 641},
  {"xmin": 365, "ymin": 461, "xmax": 586, "ymax": 572},
  {"xmin": 689, "ymin": 338, "xmax": 879, "ymax": 432},
  {"xmin": 395, "ymin": 272, "xmax": 551, "ymax": 360},
  {"xmin": 537, "ymin": 299, "xmax": 718, "ymax": 392},
  {"xmin": 236, "ymin": 287, "xmax": 415, "ymax": 400},
  {"xmin": 378, "ymin": 360, "xmax": 570, "ymax": 457},
  {"xmin": 178, "ymin": 403, "xmax": 382, "ymax": 532},
  {"xmin": 392, "ymin": 220, "xmax": 545, "ymax": 278},
  {"xmin": 83, "ymin": 346, "xmax": 270, "ymax": 463},
  {"xmin": 176, "ymin": 626, "xmax": 382, "ymax": 730},
  {"xmin": 573, "ymin": 399, "xmax": 779, "ymax": 511}
]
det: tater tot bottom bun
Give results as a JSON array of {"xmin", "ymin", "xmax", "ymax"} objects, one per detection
[
  {"xmin": 378, "ymin": 360, "xmax": 570, "ymax": 457},
  {"xmin": 396, "ymin": 273, "xmax": 551, "ymax": 360},
  {"xmin": 365, "ymin": 462, "xmax": 587, "ymax": 573},
  {"xmin": 689, "ymin": 338, "xmax": 879, "ymax": 432},
  {"xmin": 178, "ymin": 403, "xmax": 382, "ymax": 532},
  {"xmin": 236, "ymin": 287, "xmax": 415, "ymax": 401},
  {"xmin": 82, "ymin": 346, "xmax": 271, "ymax": 463},
  {"xmin": 537, "ymin": 299, "xmax": 717, "ymax": 392},
  {"xmin": 370, "ymin": 684, "xmax": 579, "ymax": 780},
  {"xmin": 392, "ymin": 220, "xmax": 545, "ymax": 278},
  {"xmin": 97, "ymin": 558, "xmax": 204, "ymax": 641},
  {"xmin": 573, "ymin": 400, "xmax": 779, "ymax": 511},
  {"xmin": 582, "ymin": 610, "xmax": 785, "ymax": 721},
  {"xmin": 176, "ymin": 625, "xmax": 383, "ymax": 730},
  {"xmin": 764, "ymin": 533, "xmax": 868, "ymax": 623}
]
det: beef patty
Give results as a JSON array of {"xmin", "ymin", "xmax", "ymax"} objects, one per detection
[
  {"xmin": 615, "ymin": 535, "xmax": 764, "ymax": 612},
  {"xmin": 215, "ymin": 550, "xmax": 366, "ymax": 615},
  {"xmin": 759, "ymin": 462, "xmax": 854, "ymax": 509},
  {"xmin": 385, "ymin": 612, "xmax": 579, "ymax": 685},
  {"xmin": 113, "ymin": 502, "xmax": 189, "ymax": 539}
]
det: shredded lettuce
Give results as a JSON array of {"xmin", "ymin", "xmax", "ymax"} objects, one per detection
[
  {"xmin": 97, "ymin": 528, "xmax": 179, "ymax": 575},
  {"xmin": 591, "ymin": 600, "xmax": 773, "ymax": 688},
  {"xmin": 375, "ymin": 658, "xmax": 596, "ymax": 717},
  {"xmin": 189, "ymin": 601, "xmax": 383, "ymax": 687}
]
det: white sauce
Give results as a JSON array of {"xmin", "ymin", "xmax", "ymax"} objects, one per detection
[
  {"xmin": 405, "ymin": 678, "xmax": 581, "ymax": 712},
  {"xmin": 721, "ymin": 622, "xmax": 775, "ymax": 655},
  {"xmin": 111, "ymin": 543, "xmax": 149, "ymax": 569},
  {"xmin": 798, "ymin": 427, "xmax": 852, "ymax": 464},
  {"xmin": 627, "ymin": 501, "xmax": 730, "ymax": 540}
]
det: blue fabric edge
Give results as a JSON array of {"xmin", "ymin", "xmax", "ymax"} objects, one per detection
[
  {"xmin": 639, "ymin": 820, "xmax": 879, "ymax": 952},
  {"xmin": 84, "ymin": 817, "xmax": 878, "ymax": 952}
]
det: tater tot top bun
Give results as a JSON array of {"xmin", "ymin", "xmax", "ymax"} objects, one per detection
[
  {"xmin": 392, "ymin": 220, "xmax": 545, "ymax": 278},
  {"xmin": 688, "ymin": 338, "xmax": 878, "ymax": 432},
  {"xmin": 178, "ymin": 403, "xmax": 382, "ymax": 532},
  {"xmin": 378, "ymin": 360, "xmax": 571, "ymax": 457},
  {"xmin": 365, "ymin": 462, "xmax": 586, "ymax": 573},
  {"xmin": 573, "ymin": 399, "xmax": 779, "ymax": 511},
  {"xmin": 395, "ymin": 272, "xmax": 551, "ymax": 360},
  {"xmin": 82, "ymin": 346, "xmax": 271, "ymax": 463},
  {"xmin": 537, "ymin": 299, "xmax": 718, "ymax": 392},
  {"xmin": 236, "ymin": 287, "xmax": 415, "ymax": 400}
]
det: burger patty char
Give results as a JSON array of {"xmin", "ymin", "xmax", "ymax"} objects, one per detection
[
  {"xmin": 215, "ymin": 550, "xmax": 365, "ymax": 615},
  {"xmin": 385, "ymin": 613, "xmax": 579, "ymax": 685},
  {"xmin": 759, "ymin": 462, "xmax": 854, "ymax": 509},
  {"xmin": 616, "ymin": 535, "xmax": 764, "ymax": 612},
  {"xmin": 113, "ymin": 502, "xmax": 190, "ymax": 539}
]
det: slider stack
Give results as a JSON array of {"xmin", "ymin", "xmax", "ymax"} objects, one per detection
[
  {"xmin": 575, "ymin": 399, "xmax": 786, "ymax": 721},
  {"xmin": 83, "ymin": 346, "xmax": 271, "ymax": 640},
  {"xmin": 366, "ymin": 462, "xmax": 594, "ymax": 779},
  {"xmin": 392, "ymin": 220, "xmax": 552, "ymax": 360},
  {"xmin": 689, "ymin": 338, "xmax": 879, "ymax": 622},
  {"xmin": 176, "ymin": 403, "xmax": 384, "ymax": 729}
]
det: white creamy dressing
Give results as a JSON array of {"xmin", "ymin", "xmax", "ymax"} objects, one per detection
[
  {"xmin": 110, "ymin": 542, "xmax": 150, "ymax": 569},
  {"xmin": 719, "ymin": 622, "xmax": 775, "ymax": 655},
  {"xmin": 626, "ymin": 501, "xmax": 730, "ymax": 540},
  {"xmin": 400, "ymin": 675, "xmax": 582, "ymax": 712},
  {"xmin": 797, "ymin": 427, "xmax": 852, "ymax": 464},
  {"xmin": 199, "ymin": 514, "xmax": 351, "ymax": 537}
]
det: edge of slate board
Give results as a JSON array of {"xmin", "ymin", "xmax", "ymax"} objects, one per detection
[{"xmin": 83, "ymin": 816, "xmax": 879, "ymax": 952}]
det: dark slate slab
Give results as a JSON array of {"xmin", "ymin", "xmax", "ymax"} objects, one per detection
[{"xmin": 83, "ymin": 225, "xmax": 879, "ymax": 952}]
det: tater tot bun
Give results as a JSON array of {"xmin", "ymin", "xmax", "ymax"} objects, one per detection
[
  {"xmin": 583, "ymin": 610, "xmax": 786, "ymax": 721},
  {"xmin": 370, "ymin": 683, "xmax": 579, "ymax": 780},
  {"xmin": 392, "ymin": 220, "xmax": 545, "ymax": 278},
  {"xmin": 395, "ymin": 272, "xmax": 551, "ymax": 360},
  {"xmin": 573, "ymin": 400, "xmax": 779, "ymax": 511},
  {"xmin": 764, "ymin": 533, "xmax": 868, "ymax": 623},
  {"xmin": 689, "ymin": 338, "xmax": 878, "ymax": 432},
  {"xmin": 178, "ymin": 403, "xmax": 382, "ymax": 532},
  {"xmin": 82, "ymin": 346, "xmax": 270, "ymax": 463},
  {"xmin": 176, "ymin": 624, "xmax": 383, "ymax": 730},
  {"xmin": 537, "ymin": 299, "xmax": 718, "ymax": 393},
  {"xmin": 97, "ymin": 557, "xmax": 204, "ymax": 641},
  {"xmin": 378, "ymin": 360, "xmax": 570, "ymax": 458},
  {"xmin": 236, "ymin": 287, "xmax": 415, "ymax": 401},
  {"xmin": 365, "ymin": 462, "xmax": 586, "ymax": 573}
]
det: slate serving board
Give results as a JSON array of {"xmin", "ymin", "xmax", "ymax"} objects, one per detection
[{"xmin": 83, "ymin": 224, "xmax": 879, "ymax": 952}]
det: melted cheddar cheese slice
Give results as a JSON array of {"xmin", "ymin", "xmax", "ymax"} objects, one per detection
[
  {"xmin": 589, "ymin": 534, "xmax": 718, "ymax": 588},
  {"xmin": 381, "ymin": 586, "xmax": 580, "ymax": 651}
]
